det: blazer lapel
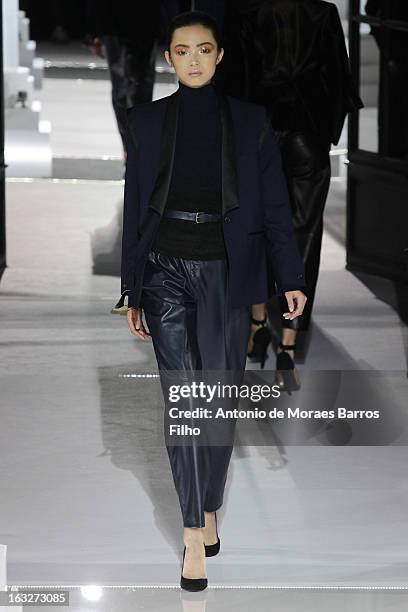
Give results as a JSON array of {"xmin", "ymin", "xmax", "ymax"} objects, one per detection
[
  {"xmin": 148, "ymin": 86, "xmax": 239, "ymax": 217},
  {"xmin": 148, "ymin": 90, "xmax": 180, "ymax": 215}
]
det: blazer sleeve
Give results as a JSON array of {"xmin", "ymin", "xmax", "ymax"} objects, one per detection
[
  {"xmin": 259, "ymin": 108, "xmax": 307, "ymax": 295},
  {"xmin": 120, "ymin": 111, "xmax": 141, "ymax": 308},
  {"xmin": 321, "ymin": 3, "xmax": 364, "ymax": 145}
]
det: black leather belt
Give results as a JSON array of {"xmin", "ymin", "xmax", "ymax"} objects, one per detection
[{"xmin": 163, "ymin": 209, "xmax": 222, "ymax": 223}]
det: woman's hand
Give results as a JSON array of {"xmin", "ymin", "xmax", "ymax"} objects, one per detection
[
  {"xmin": 283, "ymin": 291, "xmax": 307, "ymax": 320},
  {"xmin": 126, "ymin": 307, "xmax": 151, "ymax": 340}
]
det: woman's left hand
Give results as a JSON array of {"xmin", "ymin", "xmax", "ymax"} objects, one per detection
[{"xmin": 283, "ymin": 291, "xmax": 307, "ymax": 320}]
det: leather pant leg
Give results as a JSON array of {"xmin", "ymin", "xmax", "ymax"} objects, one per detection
[
  {"xmin": 101, "ymin": 35, "xmax": 156, "ymax": 151},
  {"xmin": 140, "ymin": 251, "xmax": 251, "ymax": 527},
  {"xmin": 275, "ymin": 130, "xmax": 331, "ymax": 331}
]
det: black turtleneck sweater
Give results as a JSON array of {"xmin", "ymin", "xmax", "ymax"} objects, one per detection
[{"xmin": 151, "ymin": 81, "xmax": 227, "ymax": 260}]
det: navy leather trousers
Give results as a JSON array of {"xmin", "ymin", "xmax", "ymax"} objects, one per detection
[{"xmin": 140, "ymin": 250, "xmax": 251, "ymax": 527}]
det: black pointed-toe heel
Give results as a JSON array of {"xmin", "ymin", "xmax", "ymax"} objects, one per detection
[
  {"xmin": 276, "ymin": 342, "xmax": 301, "ymax": 393},
  {"xmin": 180, "ymin": 546, "xmax": 208, "ymax": 592},
  {"xmin": 247, "ymin": 316, "xmax": 272, "ymax": 369},
  {"xmin": 204, "ymin": 511, "xmax": 220, "ymax": 557}
]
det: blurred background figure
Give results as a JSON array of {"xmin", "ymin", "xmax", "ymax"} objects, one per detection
[
  {"xmin": 19, "ymin": 0, "xmax": 84, "ymax": 42},
  {"xmin": 49, "ymin": 0, "xmax": 71, "ymax": 44},
  {"xmin": 221, "ymin": 0, "xmax": 363, "ymax": 384},
  {"xmin": 365, "ymin": 0, "xmax": 408, "ymax": 160},
  {"xmin": 84, "ymin": 1, "xmax": 161, "ymax": 158}
]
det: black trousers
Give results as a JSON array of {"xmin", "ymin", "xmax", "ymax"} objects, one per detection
[
  {"xmin": 101, "ymin": 35, "xmax": 156, "ymax": 152},
  {"xmin": 140, "ymin": 250, "xmax": 251, "ymax": 527},
  {"xmin": 275, "ymin": 130, "xmax": 331, "ymax": 331}
]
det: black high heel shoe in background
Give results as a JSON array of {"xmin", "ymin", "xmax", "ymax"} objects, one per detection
[
  {"xmin": 247, "ymin": 316, "xmax": 272, "ymax": 369},
  {"xmin": 180, "ymin": 545, "xmax": 208, "ymax": 592},
  {"xmin": 275, "ymin": 342, "xmax": 301, "ymax": 393},
  {"xmin": 204, "ymin": 511, "xmax": 220, "ymax": 557}
]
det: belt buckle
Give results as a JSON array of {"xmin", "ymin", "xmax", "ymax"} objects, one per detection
[{"xmin": 195, "ymin": 212, "xmax": 202, "ymax": 223}]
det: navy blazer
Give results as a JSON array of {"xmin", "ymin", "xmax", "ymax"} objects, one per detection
[{"xmin": 120, "ymin": 86, "xmax": 306, "ymax": 309}]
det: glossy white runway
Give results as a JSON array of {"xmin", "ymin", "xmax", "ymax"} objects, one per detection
[{"xmin": 1, "ymin": 178, "xmax": 407, "ymax": 591}]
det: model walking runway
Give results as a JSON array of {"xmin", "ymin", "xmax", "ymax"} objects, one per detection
[{"xmin": 120, "ymin": 9, "xmax": 307, "ymax": 591}]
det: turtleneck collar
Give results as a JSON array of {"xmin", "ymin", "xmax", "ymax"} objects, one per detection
[{"xmin": 178, "ymin": 80, "xmax": 218, "ymax": 108}]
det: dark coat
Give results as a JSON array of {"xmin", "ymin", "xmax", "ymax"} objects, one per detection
[
  {"xmin": 221, "ymin": 0, "xmax": 363, "ymax": 145},
  {"xmin": 120, "ymin": 86, "xmax": 306, "ymax": 309}
]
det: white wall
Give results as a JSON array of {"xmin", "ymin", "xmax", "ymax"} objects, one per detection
[
  {"xmin": 332, "ymin": 0, "xmax": 348, "ymax": 20},
  {"xmin": 2, "ymin": 0, "xmax": 19, "ymax": 69}
]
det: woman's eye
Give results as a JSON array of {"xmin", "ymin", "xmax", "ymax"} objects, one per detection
[{"xmin": 174, "ymin": 47, "xmax": 211, "ymax": 55}]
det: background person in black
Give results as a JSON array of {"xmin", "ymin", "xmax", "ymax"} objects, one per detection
[
  {"xmin": 85, "ymin": 0, "xmax": 161, "ymax": 157},
  {"xmin": 221, "ymin": 0, "xmax": 363, "ymax": 384},
  {"xmin": 365, "ymin": 0, "xmax": 408, "ymax": 160}
]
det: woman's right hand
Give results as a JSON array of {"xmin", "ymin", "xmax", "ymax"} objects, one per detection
[{"xmin": 126, "ymin": 307, "xmax": 151, "ymax": 340}]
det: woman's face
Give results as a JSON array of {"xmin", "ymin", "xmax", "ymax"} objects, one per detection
[{"xmin": 165, "ymin": 24, "xmax": 224, "ymax": 88}]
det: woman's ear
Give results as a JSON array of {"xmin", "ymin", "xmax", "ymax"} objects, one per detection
[
  {"xmin": 164, "ymin": 50, "xmax": 173, "ymax": 68},
  {"xmin": 216, "ymin": 48, "xmax": 224, "ymax": 64}
]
